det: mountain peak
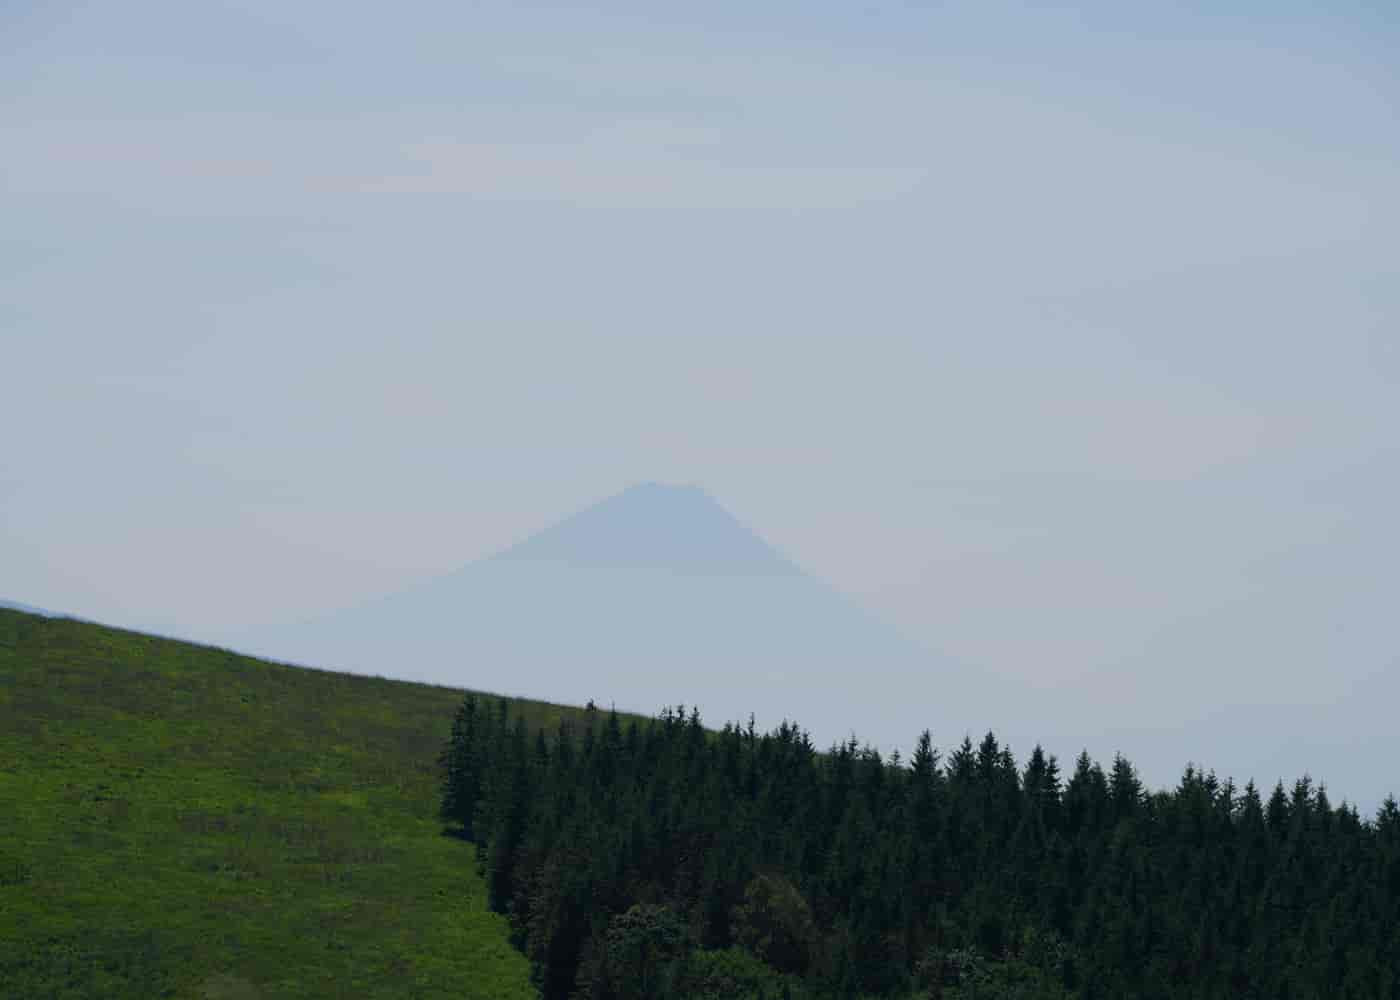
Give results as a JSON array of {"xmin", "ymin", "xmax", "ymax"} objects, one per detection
[{"xmin": 490, "ymin": 483, "xmax": 800, "ymax": 576}]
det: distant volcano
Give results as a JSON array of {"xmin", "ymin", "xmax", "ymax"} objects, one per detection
[
  {"xmin": 492, "ymin": 482, "xmax": 801, "ymax": 577},
  {"xmin": 226, "ymin": 484, "xmax": 991, "ymax": 750}
]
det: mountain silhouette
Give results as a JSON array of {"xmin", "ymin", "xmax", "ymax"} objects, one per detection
[
  {"xmin": 224, "ymin": 484, "xmax": 996, "ymax": 750},
  {"xmin": 492, "ymin": 482, "xmax": 801, "ymax": 576}
]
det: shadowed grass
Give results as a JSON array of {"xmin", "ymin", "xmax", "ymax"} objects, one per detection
[{"xmin": 0, "ymin": 608, "xmax": 615, "ymax": 998}]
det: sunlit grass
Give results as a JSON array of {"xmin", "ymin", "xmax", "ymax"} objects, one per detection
[{"xmin": 0, "ymin": 608, "xmax": 578, "ymax": 998}]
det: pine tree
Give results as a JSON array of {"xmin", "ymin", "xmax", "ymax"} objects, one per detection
[
  {"xmin": 438, "ymin": 705, "xmax": 1397, "ymax": 999},
  {"xmin": 439, "ymin": 692, "xmax": 481, "ymax": 835},
  {"xmin": 1109, "ymin": 753, "xmax": 1143, "ymax": 825}
]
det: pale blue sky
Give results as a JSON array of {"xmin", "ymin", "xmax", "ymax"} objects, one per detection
[{"xmin": 4, "ymin": 1, "xmax": 1398, "ymax": 807}]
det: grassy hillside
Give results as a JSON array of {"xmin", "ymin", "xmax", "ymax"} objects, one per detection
[{"xmin": 0, "ymin": 607, "xmax": 606, "ymax": 998}]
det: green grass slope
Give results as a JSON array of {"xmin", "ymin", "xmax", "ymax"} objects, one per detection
[{"xmin": 0, "ymin": 607, "xmax": 589, "ymax": 999}]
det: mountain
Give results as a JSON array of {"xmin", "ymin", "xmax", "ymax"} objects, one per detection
[
  {"xmin": 492, "ymin": 481, "xmax": 801, "ymax": 576},
  {"xmin": 226, "ymin": 483, "xmax": 999, "ymax": 751}
]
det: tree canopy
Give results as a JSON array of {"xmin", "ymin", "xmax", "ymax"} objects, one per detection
[{"xmin": 442, "ymin": 694, "xmax": 1400, "ymax": 999}]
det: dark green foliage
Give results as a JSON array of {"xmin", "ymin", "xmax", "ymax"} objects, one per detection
[
  {"xmin": 676, "ymin": 947, "xmax": 809, "ymax": 999},
  {"xmin": 589, "ymin": 903, "xmax": 690, "ymax": 999},
  {"xmin": 733, "ymin": 872, "xmax": 819, "ymax": 976},
  {"xmin": 439, "ymin": 692, "xmax": 483, "ymax": 836},
  {"xmin": 916, "ymin": 936, "xmax": 1074, "ymax": 1000},
  {"xmin": 445, "ymin": 699, "xmax": 1400, "ymax": 1000}
]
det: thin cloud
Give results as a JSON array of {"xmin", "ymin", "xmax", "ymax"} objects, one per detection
[{"xmin": 356, "ymin": 139, "xmax": 927, "ymax": 207}]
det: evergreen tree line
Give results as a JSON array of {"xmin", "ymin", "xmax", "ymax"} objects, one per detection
[{"xmin": 440, "ymin": 695, "xmax": 1400, "ymax": 999}]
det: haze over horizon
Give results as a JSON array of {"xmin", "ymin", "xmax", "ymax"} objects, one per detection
[
  {"xmin": 213, "ymin": 481, "xmax": 994, "ymax": 763},
  {"xmin": 4, "ymin": 2, "xmax": 1397, "ymax": 809}
]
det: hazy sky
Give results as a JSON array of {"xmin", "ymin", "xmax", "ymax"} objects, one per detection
[{"xmin": 4, "ymin": 3, "xmax": 1398, "ymax": 804}]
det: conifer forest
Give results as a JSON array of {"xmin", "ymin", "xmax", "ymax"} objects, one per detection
[{"xmin": 441, "ymin": 696, "xmax": 1400, "ymax": 999}]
